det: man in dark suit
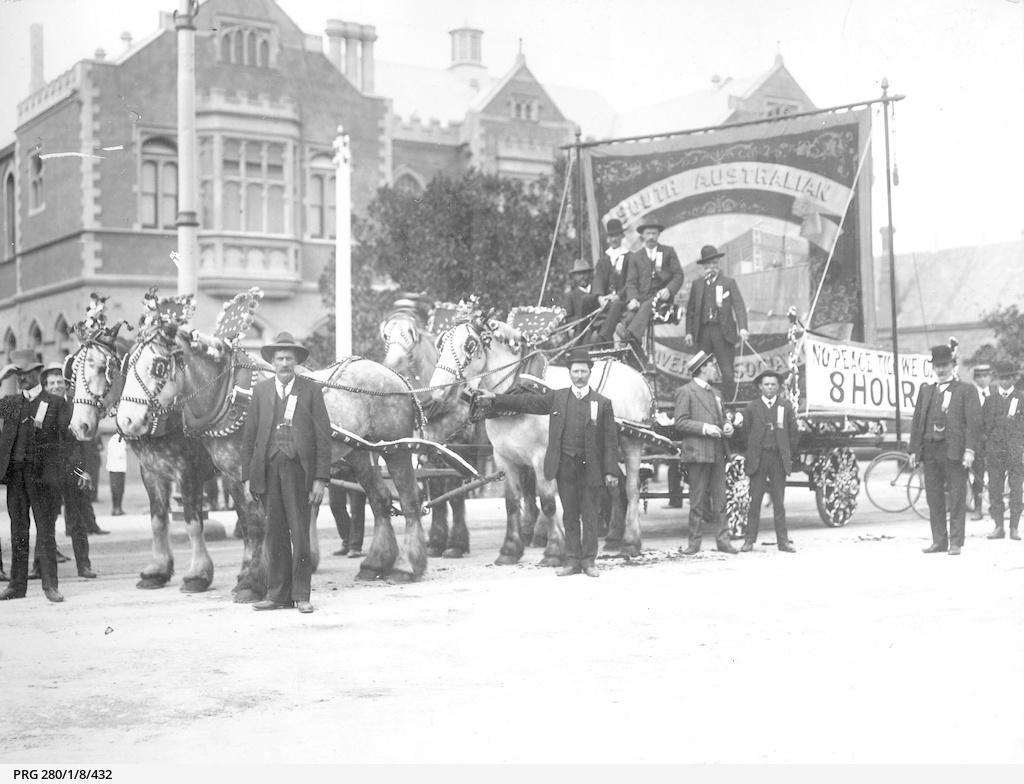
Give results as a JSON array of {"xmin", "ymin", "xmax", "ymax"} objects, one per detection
[
  {"xmin": 673, "ymin": 350, "xmax": 739, "ymax": 555},
  {"xmin": 969, "ymin": 363, "xmax": 993, "ymax": 520},
  {"xmin": 684, "ymin": 244, "xmax": 749, "ymax": 402},
  {"xmin": 476, "ymin": 348, "xmax": 620, "ymax": 577},
  {"xmin": 623, "ymin": 217, "xmax": 685, "ymax": 364},
  {"xmin": 908, "ymin": 344, "xmax": 982, "ymax": 556},
  {"xmin": 561, "ymin": 258, "xmax": 601, "ymax": 341},
  {"xmin": 592, "ymin": 218, "xmax": 629, "ymax": 346},
  {"xmin": 740, "ymin": 369, "xmax": 799, "ymax": 553},
  {"xmin": 242, "ymin": 332, "xmax": 332, "ymax": 612},
  {"xmin": 980, "ymin": 361, "xmax": 1024, "ymax": 541},
  {"xmin": 0, "ymin": 350, "xmax": 85, "ymax": 602}
]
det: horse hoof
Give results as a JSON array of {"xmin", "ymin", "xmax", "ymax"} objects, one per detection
[
  {"xmin": 356, "ymin": 568, "xmax": 381, "ymax": 581},
  {"xmin": 442, "ymin": 548, "xmax": 465, "ymax": 558},
  {"xmin": 530, "ymin": 536, "xmax": 549, "ymax": 549},
  {"xmin": 388, "ymin": 570, "xmax": 416, "ymax": 583},
  {"xmin": 619, "ymin": 544, "xmax": 642, "ymax": 557},
  {"xmin": 538, "ymin": 556, "xmax": 563, "ymax": 567},
  {"xmin": 494, "ymin": 553, "xmax": 521, "ymax": 566},
  {"xmin": 232, "ymin": 588, "xmax": 263, "ymax": 604},
  {"xmin": 427, "ymin": 547, "xmax": 444, "ymax": 558},
  {"xmin": 180, "ymin": 577, "xmax": 211, "ymax": 593},
  {"xmin": 136, "ymin": 574, "xmax": 170, "ymax": 589}
]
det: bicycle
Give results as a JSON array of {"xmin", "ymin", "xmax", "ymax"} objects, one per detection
[{"xmin": 864, "ymin": 449, "xmax": 985, "ymax": 519}]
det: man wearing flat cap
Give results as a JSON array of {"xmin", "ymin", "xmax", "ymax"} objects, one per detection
[
  {"xmin": 592, "ymin": 218, "xmax": 630, "ymax": 346},
  {"xmin": 908, "ymin": 345, "xmax": 982, "ymax": 556},
  {"xmin": 684, "ymin": 244, "xmax": 749, "ymax": 402},
  {"xmin": 623, "ymin": 218, "xmax": 685, "ymax": 364},
  {"xmin": 0, "ymin": 350, "xmax": 84, "ymax": 602},
  {"xmin": 241, "ymin": 332, "xmax": 332, "ymax": 612},
  {"xmin": 673, "ymin": 350, "xmax": 738, "ymax": 555},
  {"xmin": 740, "ymin": 369, "xmax": 799, "ymax": 553},
  {"xmin": 475, "ymin": 348, "xmax": 620, "ymax": 577},
  {"xmin": 980, "ymin": 361, "xmax": 1024, "ymax": 541},
  {"xmin": 969, "ymin": 363, "xmax": 993, "ymax": 520}
]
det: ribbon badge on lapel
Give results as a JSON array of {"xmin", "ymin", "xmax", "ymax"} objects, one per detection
[
  {"xmin": 1009, "ymin": 398, "xmax": 1019, "ymax": 418},
  {"xmin": 590, "ymin": 400, "xmax": 598, "ymax": 423},
  {"xmin": 34, "ymin": 399, "xmax": 49, "ymax": 429}
]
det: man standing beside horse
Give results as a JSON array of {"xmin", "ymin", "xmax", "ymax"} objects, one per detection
[
  {"xmin": 242, "ymin": 333, "xmax": 331, "ymax": 612},
  {"xmin": 476, "ymin": 348, "xmax": 620, "ymax": 577}
]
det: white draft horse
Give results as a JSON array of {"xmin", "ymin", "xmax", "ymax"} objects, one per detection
[
  {"xmin": 65, "ymin": 311, "xmax": 231, "ymax": 595},
  {"xmin": 116, "ymin": 323, "xmax": 432, "ymax": 582},
  {"xmin": 430, "ymin": 315, "xmax": 655, "ymax": 563}
]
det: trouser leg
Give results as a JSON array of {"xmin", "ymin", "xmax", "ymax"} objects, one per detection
[
  {"xmin": 263, "ymin": 455, "xmax": 294, "ymax": 605},
  {"xmin": 745, "ymin": 464, "xmax": 767, "ymax": 544},
  {"xmin": 1008, "ymin": 461, "xmax": 1024, "ymax": 530},
  {"xmin": 709, "ymin": 456, "xmax": 729, "ymax": 542},
  {"xmin": 922, "ymin": 450, "xmax": 949, "ymax": 547},
  {"xmin": 7, "ymin": 468, "xmax": 32, "ymax": 594},
  {"xmin": 63, "ymin": 481, "xmax": 91, "ymax": 571},
  {"xmin": 278, "ymin": 457, "xmax": 313, "ymax": 602},
  {"xmin": 29, "ymin": 475, "xmax": 59, "ymax": 592},
  {"xmin": 109, "ymin": 472, "xmax": 125, "ymax": 510},
  {"xmin": 946, "ymin": 458, "xmax": 968, "ymax": 547},
  {"xmin": 686, "ymin": 463, "xmax": 710, "ymax": 542},
  {"xmin": 988, "ymin": 457, "xmax": 1007, "ymax": 525},
  {"xmin": 767, "ymin": 452, "xmax": 789, "ymax": 542},
  {"xmin": 557, "ymin": 455, "xmax": 583, "ymax": 565}
]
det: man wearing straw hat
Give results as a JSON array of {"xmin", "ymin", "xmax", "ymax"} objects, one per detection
[
  {"xmin": 684, "ymin": 244, "xmax": 749, "ymax": 401},
  {"xmin": 0, "ymin": 350, "xmax": 83, "ymax": 602},
  {"xmin": 673, "ymin": 350, "xmax": 739, "ymax": 555},
  {"xmin": 241, "ymin": 332, "xmax": 332, "ymax": 613}
]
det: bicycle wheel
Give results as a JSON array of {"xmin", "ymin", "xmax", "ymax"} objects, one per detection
[
  {"xmin": 863, "ymin": 451, "xmax": 915, "ymax": 513},
  {"xmin": 906, "ymin": 464, "xmax": 928, "ymax": 519}
]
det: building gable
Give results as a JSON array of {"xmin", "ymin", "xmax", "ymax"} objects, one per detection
[{"xmin": 476, "ymin": 61, "xmax": 567, "ymax": 125}]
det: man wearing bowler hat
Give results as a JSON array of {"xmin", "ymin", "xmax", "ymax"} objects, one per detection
[
  {"xmin": 685, "ymin": 244, "xmax": 749, "ymax": 402},
  {"xmin": 0, "ymin": 350, "xmax": 85, "ymax": 601},
  {"xmin": 475, "ymin": 347, "xmax": 620, "ymax": 577},
  {"xmin": 592, "ymin": 218, "xmax": 630, "ymax": 346},
  {"xmin": 623, "ymin": 217, "xmax": 685, "ymax": 365},
  {"xmin": 241, "ymin": 332, "xmax": 332, "ymax": 612},
  {"xmin": 908, "ymin": 344, "xmax": 981, "ymax": 556},
  {"xmin": 980, "ymin": 360, "xmax": 1024, "ymax": 541},
  {"xmin": 562, "ymin": 258, "xmax": 601, "ymax": 341},
  {"xmin": 740, "ymin": 369, "xmax": 799, "ymax": 553},
  {"xmin": 674, "ymin": 350, "xmax": 738, "ymax": 555}
]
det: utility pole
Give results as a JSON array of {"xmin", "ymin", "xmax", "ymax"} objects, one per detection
[
  {"xmin": 175, "ymin": 0, "xmax": 199, "ymax": 298},
  {"xmin": 881, "ymin": 77, "xmax": 902, "ymax": 445},
  {"xmin": 333, "ymin": 126, "xmax": 352, "ymax": 358}
]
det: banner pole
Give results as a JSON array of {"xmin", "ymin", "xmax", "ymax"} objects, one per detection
[
  {"xmin": 881, "ymin": 78, "xmax": 902, "ymax": 446},
  {"xmin": 574, "ymin": 126, "xmax": 584, "ymax": 262},
  {"xmin": 536, "ymin": 153, "xmax": 574, "ymax": 307}
]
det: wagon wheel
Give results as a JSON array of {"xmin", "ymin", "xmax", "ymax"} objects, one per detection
[
  {"xmin": 724, "ymin": 454, "xmax": 750, "ymax": 539},
  {"xmin": 811, "ymin": 447, "xmax": 860, "ymax": 527}
]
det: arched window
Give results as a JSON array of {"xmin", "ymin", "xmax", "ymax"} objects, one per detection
[
  {"xmin": 140, "ymin": 137, "xmax": 178, "ymax": 229},
  {"xmin": 28, "ymin": 321, "xmax": 43, "ymax": 355},
  {"xmin": 258, "ymin": 39, "xmax": 270, "ymax": 67},
  {"xmin": 3, "ymin": 171, "xmax": 14, "ymax": 261},
  {"xmin": 54, "ymin": 315, "xmax": 74, "ymax": 358},
  {"xmin": 30, "ymin": 154, "xmax": 44, "ymax": 210},
  {"xmin": 220, "ymin": 33, "xmax": 231, "ymax": 62},
  {"xmin": 395, "ymin": 173, "xmax": 424, "ymax": 197},
  {"xmin": 232, "ymin": 30, "xmax": 243, "ymax": 63},
  {"xmin": 245, "ymin": 31, "xmax": 256, "ymax": 65}
]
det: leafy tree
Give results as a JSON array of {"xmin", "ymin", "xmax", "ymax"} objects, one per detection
[
  {"xmin": 307, "ymin": 164, "xmax": 577, "ymax": 367},
  {"xmin": 970, "ymin": 305, "xmax": 1024, "ymax": 366}
]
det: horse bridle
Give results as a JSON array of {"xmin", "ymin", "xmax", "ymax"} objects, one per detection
[
  {"xmin": 435, "ymin": 323, "xmax": 523, "ymax": 393},
  {"xmin": 119, "ymin": 332, "xmax": 183, "ymax": 436},
  {"xmin": 68, "ymin": 341, "xmax": 120, "ymax": 414},
  {"xmin": 381, "ymin": 314, "xmax": 420, "ymax": 357}
]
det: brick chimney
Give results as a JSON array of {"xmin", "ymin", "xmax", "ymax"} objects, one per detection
[
  {"xmin": 325, "ymin": 19, "xmax": 376, "ymax": 93},
  {"xmin": 29, "ymin": 23, "xmax": 44, "ymax": 93}
]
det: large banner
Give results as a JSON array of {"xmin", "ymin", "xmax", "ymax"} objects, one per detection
[
  {"xmin": 582, "ymin": 110, "xmax": 874, "ymax": 395},
  {"xmin": 803, "ymin": 335, "xmax": 931, "ymax": 417}
]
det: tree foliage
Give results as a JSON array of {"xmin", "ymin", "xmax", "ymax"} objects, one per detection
[
  {"xmin": 971, "ymin": 305, "xmax": 1024, "ymax": 366},
  {"xmin": 307, "ymin": 165, "xmax": 577, "ymax": 367}
]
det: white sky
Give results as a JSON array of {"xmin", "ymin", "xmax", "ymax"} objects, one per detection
[{"xmin": 0, "ymin": 0, "xmax": 1021, "ymax": 254}]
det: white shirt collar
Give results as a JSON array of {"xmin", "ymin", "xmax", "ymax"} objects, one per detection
[
  {"xmin": 646, "ymin": 245, "xmax": 657, "ymax": 257},
  {"xmin": 762, "ymin": 396, "xmax": 777, "ymax": 408},
  {"xmin": 576, "ymin": 283, "xmax": 592, "ymax": 294},
  {"xmin": 276, "ymin": 377, "xmax": 295, "ymax": 398},
  {"xmin": 572, "ymin": 384, "xmax": 590, "ymax": 400},
  {"xmin": 23, "ymin": 385, "xmax": 42, "ymax": 401},
  {"xmin": 1000, "ymin": 386, "xmax": 1013, "ymax": 397},
  {"xmin": 693, "ymin": 377, "xmax": 710, "ymax": 390}
]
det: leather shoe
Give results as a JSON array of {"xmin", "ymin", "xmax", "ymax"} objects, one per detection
[
  {"xmin": 582, "ymin": 565, "xmax": 600, "ymax": 578},
  {"xmin": 1011, "ymin": 529, "xmax": 1021, "ymax": 541},
  {"xmin": 55, "ymin": 550, "xmax": 69, "ymax": 563},
  {"xmin": 778, "ymin": 541, "xmax": 797, "ymax": 553},
  {"xmin": 0, "ymin": 586, "xmax": 24, "ymax": 600},
  {"xmin": 333, "ymin": 545, "xmax": 350, "ymax": 556},
  {"xmin": 28, "ymin": 570, "xmax": 41, "ymax": 580},
  {"xmin": 948, "ymin": 545, "xmax": 962, "ymax": 556},
  {"xmin": 716, "ymin": 539, "xmax": 739, "ymax": 554},
  {"xmin": 347, "ymin": 549, "xmax": 363, "ymax": 558},
  {"xmin": 44, "ymin": 588, "xmax": 64, "ymax": 603},
  {"xmin": 111, "ymin": 508, "xmax": 125, "ymax": 516},
  {"xmin": 89, "ymin": 528, "xmax": 110, "ymax": 535},
  {"xmin": 556, "ymin": 565, "xmax": 581, "ymax": 577},
  {"xmin": 252, "ymin": 599, "xmax": 293, "ymax": 611},
  {"xmin": 740, "ymin": 542, "xmax": 754, "ymax": 553},
  {"xmin": 922, "ymin": 543, "xmax": 948, "ymax": 554},
  {"xmin": 78, "ymin": 568, "xmax": 97, "ymax": 579},
  {"xmin": 296, "ymin": 601, "xmax": 314, "ymax": 613},
  {"xmin": 0, "ymin": 571, "xmax": 9, "ymax": 583},
  {"xmin": 683, "ymin": 541, "xmax": 701, "ymax": 555},
  {"xmin": 987, "ymin": 527, "xmax": 1005, "ymax": 540}
]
